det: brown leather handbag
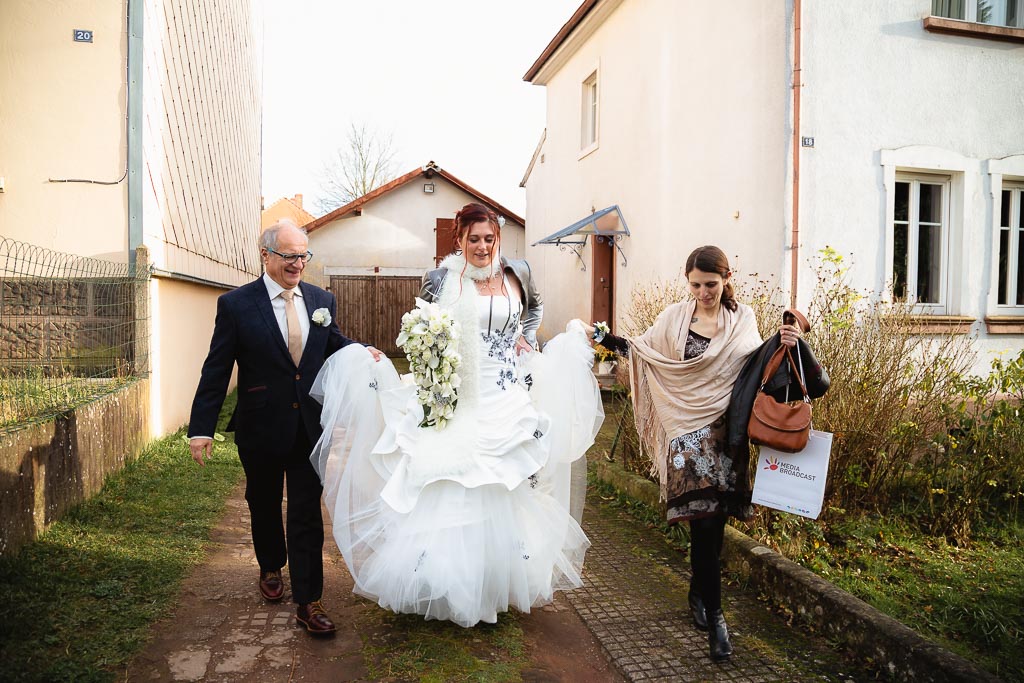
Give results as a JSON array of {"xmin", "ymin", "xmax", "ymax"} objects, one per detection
[{"xmin": 748, "ymin": 345, "xmax": 812, "ymax": 453}]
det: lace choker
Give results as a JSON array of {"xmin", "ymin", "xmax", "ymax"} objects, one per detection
[{"xmin": 439, "ymin": 253, "xmax": 504, "ymax": 282}]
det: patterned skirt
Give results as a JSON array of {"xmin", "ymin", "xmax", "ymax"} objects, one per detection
[{"xmin": 664, "ymin": 415, "xmax": 753, "ymax": 525}]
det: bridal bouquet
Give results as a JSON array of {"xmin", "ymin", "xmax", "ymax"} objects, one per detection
[{"xmin": 396, "ymin": 298, "xmax": 462, "ymax": 430}]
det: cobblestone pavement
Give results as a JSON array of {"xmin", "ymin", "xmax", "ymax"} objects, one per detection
[
  {"xmin": 126, "ymin": 484, "xmax": 618, "ymax": 682},
  {"xmin": 569, "ymin": 493, "xmax": 869, "ymax": 682}
]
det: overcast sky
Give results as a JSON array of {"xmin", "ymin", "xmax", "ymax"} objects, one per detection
[{"xmin": 261, "ymin": 0, "xmax": 582, "ymax": 218}]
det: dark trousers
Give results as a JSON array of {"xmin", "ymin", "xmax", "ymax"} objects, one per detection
[
  {"xmin": 239, "ymin": 424, "xmax": 324, "ymax": 605},
  {"xmin": 689, "ymin": 515, "xmax": 726, "ymax": 612}
]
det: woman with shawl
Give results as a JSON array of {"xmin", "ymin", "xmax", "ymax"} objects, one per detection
[{"xmin": 582, "ymin": 245, "xmax": 801, "ymax": 661}]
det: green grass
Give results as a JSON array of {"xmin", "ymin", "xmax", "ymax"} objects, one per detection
[
  {"xmin": 810, "ymin": 515, "xmax": 1024, "ymax": 682},
  {"xmin": 358, "ymin": 606, "xmax": 527, "ymax": 682},
  {"xmin": 0, "ymin": 395, "xmax": 242, "ymax": 683}
]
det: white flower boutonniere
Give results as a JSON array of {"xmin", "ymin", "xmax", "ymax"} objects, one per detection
[
  {"xmin": 593, "ymin": 321, "xmax": 610, "ymax": 342},
  {"xmin": 396, "ymin": 297, "xmax": 462, "ymax": 430},
  {"xmin": 311, "ymin": 308, "xmax": 332, "ymax": 327}
]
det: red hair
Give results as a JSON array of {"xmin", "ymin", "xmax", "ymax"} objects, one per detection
[{"xmin": 452, "ymin": 203, "xmax": 502, "ymax": 286}]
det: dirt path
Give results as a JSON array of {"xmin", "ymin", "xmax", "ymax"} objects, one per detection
[{"xmin": 126, "ymin": 482, "xmax": 621, "ymax": 682}]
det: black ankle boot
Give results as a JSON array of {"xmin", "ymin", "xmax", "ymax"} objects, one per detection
[
  {"xmin": 707, "ymin": 609, "xmax": 733, "ymax": 661},
  {"xmin": 688, "ymin": 589, "xmax": 708, "ymax": 631}
]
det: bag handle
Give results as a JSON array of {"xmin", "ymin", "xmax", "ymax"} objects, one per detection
[{"xmin": 759, "ymin": 344, "xmax": 810, "ymax": 402}]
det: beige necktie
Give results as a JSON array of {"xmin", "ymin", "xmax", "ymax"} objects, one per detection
[{"xmin": 280, "ymin": 290, "xmax": 302, "ymax": 366}]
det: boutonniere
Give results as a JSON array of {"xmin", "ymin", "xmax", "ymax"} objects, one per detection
[{"xmin": 311, "ymin": 307, "xmax": 332, "ymax": 327}]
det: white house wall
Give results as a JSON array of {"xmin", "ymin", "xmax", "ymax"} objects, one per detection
[
  {"xmin": 525, "ymin": 0, "xmax": 789, "ymax": 339},
  {"xmin": 306, "ymin": 179, "xmax": 526, "ymax": 287},
  {"xmin": 798, "ymin": 0, "xmax": 1024, "ymax": 368}
]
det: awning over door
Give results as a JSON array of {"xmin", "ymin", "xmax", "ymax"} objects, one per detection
[{"xmin": 531, "ymin": 205, "xmax": 629, "ymax": 270}]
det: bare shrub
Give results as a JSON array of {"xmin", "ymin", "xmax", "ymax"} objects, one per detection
[{"xmin": 801, "ymin": 248, "xmax": 975, "ymax": 515}]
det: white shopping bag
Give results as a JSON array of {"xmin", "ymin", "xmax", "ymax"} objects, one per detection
[{"xmin": 751, "ymin": 429, "xmax": 833, "ymax": 520}]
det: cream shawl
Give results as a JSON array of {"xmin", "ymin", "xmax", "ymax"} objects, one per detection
[{"xmin": 628, "ymin": 300, "xmax": 761, "ymax": 498}]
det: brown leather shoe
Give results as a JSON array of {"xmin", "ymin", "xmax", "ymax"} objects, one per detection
[
  {"xmin": 258, "ymin": 570, "xmax": 284, "ymax": 602},
  {"xmin": 296, "ymin": 600, "xmax": 337, "ymax": 635}
]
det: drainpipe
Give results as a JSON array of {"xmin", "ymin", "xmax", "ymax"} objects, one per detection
[
  {"xmin": 127, "ymin": 0, "xmax": 144, "ymax": 272},
  {"xmin": 790, "ymin": 0, "xmax": 802, "ymax": 309}
]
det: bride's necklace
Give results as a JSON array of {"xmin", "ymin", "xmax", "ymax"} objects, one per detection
[{"xmin": 475, "ymin": 270, "xmax": 503, "ymax": 294}]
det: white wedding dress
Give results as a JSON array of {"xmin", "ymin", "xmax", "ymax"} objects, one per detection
[{"xmin": 310, "ymin": 289, "xmax": 604, "ymax": 627}]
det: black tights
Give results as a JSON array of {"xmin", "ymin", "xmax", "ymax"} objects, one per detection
[{"xmin": 689, "ymin": 515, "xmax": 726, "ymax": 613}]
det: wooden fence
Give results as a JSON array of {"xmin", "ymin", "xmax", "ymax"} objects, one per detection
[{"xmin": 330, "ymin": 275, "xmax": 422, "ymax": 356}]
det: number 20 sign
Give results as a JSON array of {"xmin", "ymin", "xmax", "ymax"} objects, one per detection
[{"xmin": 73, "ymin": 29, "xmax": 94, "ymax": 43}]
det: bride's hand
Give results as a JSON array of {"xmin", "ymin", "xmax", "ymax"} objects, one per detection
[
  {"xmin": 514, "ymin": 337, "xmax": 533, "ymax": 356},
  {"xmin": 571, "ymin": 319, "xmax": 596, "ymax": 338}
]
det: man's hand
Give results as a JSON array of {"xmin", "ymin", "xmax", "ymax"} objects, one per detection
[
  {"xmin": 190, "ymin": 437, "xmax": 213, "ymax": 466},
  {"xmin": 367, "ymin": 346, "xmax": 383, "ymax": 362}
]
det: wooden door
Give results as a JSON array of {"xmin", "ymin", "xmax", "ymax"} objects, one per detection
[
  {"xmin": 435, "ymin": 218, "xmax": 457, "ymax": 266},
  {"xmin": 591, "ymin": 236, "xmax": 614, "ymax": 327},
  {"xmin": 376, "ymin": 276, "xmax": 423, "ymax": 355},
  {"xmin": 329, "ymin": 275, "xmax": 423, "ymax": 356}
]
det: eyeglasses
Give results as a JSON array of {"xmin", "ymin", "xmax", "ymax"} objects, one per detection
[{"xmin": 266, "ymin": 248, "xmax": 313, "ymax": 264}]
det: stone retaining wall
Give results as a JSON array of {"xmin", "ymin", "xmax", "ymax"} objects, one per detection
[
  {"xmin": 0, "ymin": 378, "xmax": 150, "ymax": 556},
  {"xmin": 590, "ymin": 457, "xmax": 1001, "ymax": 683}
]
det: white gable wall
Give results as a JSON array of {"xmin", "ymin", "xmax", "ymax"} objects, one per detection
[
  {"xmin": 306, "ymin": 178, "xmax": 526, "ymax": 287},
  {"xmin": 798, "ymin": 0, "xmax": 1024, "ymax": 368},
  {"xmin": 524, "ymin": 0, "xmax": 789, "ymax": 339}
]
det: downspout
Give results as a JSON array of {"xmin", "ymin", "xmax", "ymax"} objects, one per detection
[
  {"xmin": 127, "ymin": 0, "xmax": 144, "ymax": 271},
  {"xmin": 789, "ymin": 0, "xmax": 802, "ymax": 309}
]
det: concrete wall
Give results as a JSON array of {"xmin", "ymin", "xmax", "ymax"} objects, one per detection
[
  {"xmin": 306, "ymin": 178, "xmax": 527, "ymax": 288},
  {"xmin": 524, "ymin": 0, "xmax": 789, "ymax": 338},
  {"xmin": 0, "ymin": 378, "xmax": 150, "ymax": 556},
  {"xmin": 0, "ymin": 1, "xmax": 129, "ymax": 261},
  {"xmin": 149, "ymin": 276, "xmax": 235, "ymax": 437},
  {"xmin": 798, "ymin": 0, "xmax": 1024, "ymax": 369}
]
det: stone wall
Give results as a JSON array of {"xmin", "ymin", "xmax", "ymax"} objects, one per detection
[{"xmin": 0, "ymin": 378, "xmax": 150, "ymax": 556}]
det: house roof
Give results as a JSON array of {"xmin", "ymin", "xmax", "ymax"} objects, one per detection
[
  {"xmin": 304, "ymin": 161, "xmax": 525, "ymax": 233},
  {"xmin": 523, "ymin": 0, "xmax": 600, "ymax": 83},
  {"xmin": 262, "ymin": 195, "xmax": 315, "ymax": 229}
]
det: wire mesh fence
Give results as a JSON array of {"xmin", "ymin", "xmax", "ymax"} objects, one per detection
[{"xmin": 0, "ymin": 237, "xmax": 150, "ymax": 433}]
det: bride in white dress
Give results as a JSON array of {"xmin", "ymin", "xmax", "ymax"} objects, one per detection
[{"xmin": 309, "ymin": 203, "xmax": 604, "ymax": 627}]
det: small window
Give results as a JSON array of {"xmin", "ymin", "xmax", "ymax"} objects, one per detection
[
  {"xmin": 997, "ymin": 185, "xmax": 1024, "ymax": 307},
  {"xmin": 932, "ymin": 0, "xmax": 1024, "ymax": 28},
  {"xmin": 892, "ymin": 174, "xmax": 950, "ymax": 309},
  {"xmin": 581, "ymin": 71, "xmax": 598, "ymax": 152}
]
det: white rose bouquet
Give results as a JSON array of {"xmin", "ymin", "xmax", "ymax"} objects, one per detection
[{"xmin": 396, "ymin": 298, "xmax": 462, "ymax": 430}]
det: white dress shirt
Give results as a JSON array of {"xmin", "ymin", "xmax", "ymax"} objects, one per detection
[{"xmin": 262, "ymin": 272, "xmax": 310, "ymax": 350}]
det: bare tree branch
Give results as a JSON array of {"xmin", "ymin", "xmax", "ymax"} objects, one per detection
[{"xmin": 314, "ymin": 123, "xmax": 399, "ymax": 214}]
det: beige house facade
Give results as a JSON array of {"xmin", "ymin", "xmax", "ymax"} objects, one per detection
[
  {"xmin": 0, "ymin": 0, "xmax": 263, "ymax": 436},
  {"xmin": 523, "ymin": 0, "xmax": 1024, "ymax": 368},
  {"xmin": 303, "ymin": 162, "xmax": 526, "ymax": 353},
  {"xmin": 304, "ymin": 161, "xmax": 526, "ymax": 285}
]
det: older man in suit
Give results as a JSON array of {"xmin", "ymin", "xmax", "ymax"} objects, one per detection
[{"xmin": 188, "ymin": 219, "xmax": 380, "ymax": 635}]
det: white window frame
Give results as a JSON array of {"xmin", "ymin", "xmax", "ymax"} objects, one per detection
[
  {"xmin": 987, "ymin": 156, "xmax": 1024, "ymax": 317},
  {"xmin": 579, "ymin": 68, "xmax": 599, "ymax": 158},
  {"xmin": 881, "ymin": 147, "xmax": 971, "ymax": 317},
  {"xmin": 891, "ymin": 173, "xmax": 952, "ymax": 312},
  {"xmin": 932, "ymin": 0, "xmax": 1024, "ymax": 27},
  {"xmin": 995, "ymin": 182, "xmax": 1024, "ymax": 312}
]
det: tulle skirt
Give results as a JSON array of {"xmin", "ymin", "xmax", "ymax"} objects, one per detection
[{"xmin": 310, "ymin": 322, "xmax": 603, "ymax": 627}]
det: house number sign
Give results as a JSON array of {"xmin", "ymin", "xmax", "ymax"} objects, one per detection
[{"xmin": 73, "ymin": 29, "xmax": 94, "ymax": 43}]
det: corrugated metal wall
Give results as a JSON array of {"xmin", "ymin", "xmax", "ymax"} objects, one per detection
[{"xmin": 142, "ymin": 0, "xmax": 262, "ymax": 287}]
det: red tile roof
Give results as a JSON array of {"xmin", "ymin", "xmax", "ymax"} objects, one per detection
[
  {"xmin": 523, "ymin": 0, "xmax": 599, "ymax": 83},
  {"xmin": 304, "ymin": 162, "xmax": 525, "ymax": 233}
]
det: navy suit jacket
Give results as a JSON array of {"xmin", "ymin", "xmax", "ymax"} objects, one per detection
[{"xmin": 187, "ymin": 278, "xmax": 357, "ymax": 457}]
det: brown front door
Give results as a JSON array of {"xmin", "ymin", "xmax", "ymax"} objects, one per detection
[
  {"xmin": 591, "ymin": 235, "xmax": 614, "ymax": 327},
  {"xmin": 435, "ymin": 218, "xmax": 457, "ymax": 266}
]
